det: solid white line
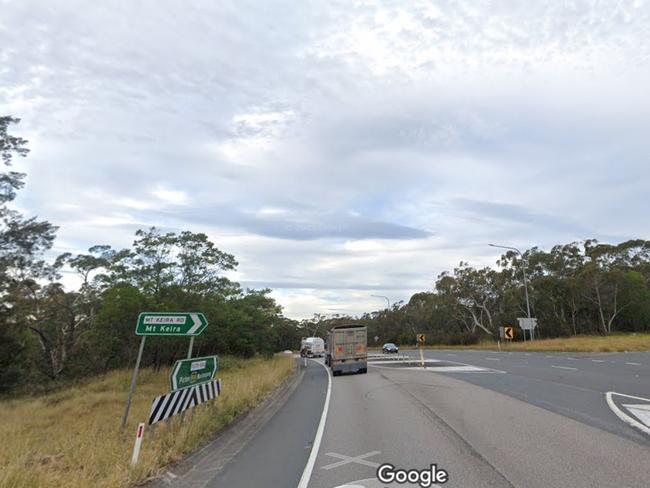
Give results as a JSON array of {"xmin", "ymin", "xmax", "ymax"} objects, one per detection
[
  {"xmin": 551, "ymin": 365, "xmax": 577, "ymax": 371},
  {"xmin": 606, "ymin": 392, "xmax": 650, "ymax": 436},
  {"xmin": 566, "ymin": 357, "xmax": 579, "ymax": 361},
  {"xmin": 625, "ymin": 362, "xmax": 642, "ymax": 366},
  {"xmin": 592, "ymin": 359, "xmax": 605, "ymax": 363},
  {"xmin": 485, "ymin": 357, "xmax": 501, "ymax": 361},
  {"xmin": 297, "ymin": 359, "xmax": 332, "ymax": 488}
]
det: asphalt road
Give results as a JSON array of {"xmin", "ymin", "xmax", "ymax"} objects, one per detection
[
  {"xmin": 307, "ymin": 350, "xmax": 650, "ymax": 488},
  {"xmin": 403, "ymin": 348, "xmax": 650, "ymax": 445},
  {"xmin": 161, "ymin": 350, "xmax": 650, "ymax": 488}
]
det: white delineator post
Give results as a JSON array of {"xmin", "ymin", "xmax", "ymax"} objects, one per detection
[{"xmin": 131, "ymin": 422, "xmax": 145, "ymax": 466}]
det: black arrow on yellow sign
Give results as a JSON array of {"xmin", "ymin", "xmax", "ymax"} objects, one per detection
[{"xmin": 504, "ymin": 326, "xmax": 514, "ymax": 340}]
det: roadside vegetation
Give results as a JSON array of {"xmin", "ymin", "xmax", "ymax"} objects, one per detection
[
  {"xmin": 419, "ymin": 333, "xmax": 650, "ymax": 352},
  {"xmin": 0, "ymin": 354, "xmax": 293, "ymax": 488},
  {"xmin": 304, "ymin": 240, "xmax": 650, "ymax": 349}
]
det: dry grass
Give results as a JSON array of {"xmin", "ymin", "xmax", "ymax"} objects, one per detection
[
  {"xmin": 0, "ymin": 355, "xmax": 293, "ymax": 488},
  {"xmin": 422, "ymin": 333, "xmax": 650, "ymax": 352}
]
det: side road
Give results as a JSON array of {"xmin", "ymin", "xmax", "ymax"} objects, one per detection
[{"xmin": 149, "ymin": 359, "xmax": 328, "ymax": 488}]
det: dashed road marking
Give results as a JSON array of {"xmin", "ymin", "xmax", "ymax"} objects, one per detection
[
  {"xmin": 626, "ymin": 362, "xmax": 642, "ymax": 366},
  {"xmin": 592, "ymin": 360, "xmax": 605, "ymax": 363},
  {"xmin": 551, "ymin": 365, "xmax": 578, "ymax": 371},
  {"xmin": 485, "ymin": 357, "xmax": 501, "ymax": 361}
]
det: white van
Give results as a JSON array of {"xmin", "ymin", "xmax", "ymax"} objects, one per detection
[{"xmin": 300, "ymin": 337, "xmax": 325, "ymax": 357}]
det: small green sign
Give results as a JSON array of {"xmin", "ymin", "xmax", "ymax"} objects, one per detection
[
  {"xmin": 135, "ymin": 312, "xmax": 208, "ymax": 336},
  {"xmin": 170, "ymin": 356, "xmax": 219, "ymax": 391}
]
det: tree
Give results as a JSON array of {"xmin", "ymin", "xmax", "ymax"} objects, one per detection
[{"xmin": 0, "ymin": 116, "xmax": 58, "ymax": 389}]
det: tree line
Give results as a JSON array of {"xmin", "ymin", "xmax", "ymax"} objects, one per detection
[
  {"xmin": 0, "ymin": 116, "xmax": 303, "ymax": 393},
  {"xmin": 301, "ymin": 239, "xmax": 650, "ymax": 346}
]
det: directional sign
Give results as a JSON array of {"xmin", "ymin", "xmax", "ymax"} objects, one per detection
[
  {"xmin": 504, "ymin": 326, "xmax": 514, "ymax": 340},
  {"xmin": 416, "ymin": 334, "xmax": 425, "ymax": 344},
  {"xmin": 170, "ymin": 355, "xmax": 219, "ymax": 391},
  {"xmin": 135, "ymin": 312, "xmax": 208, "ymax": 336}
]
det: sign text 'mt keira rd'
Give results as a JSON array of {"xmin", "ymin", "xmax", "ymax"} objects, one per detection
[{"xmin": 135, "ymin": 312, "xmax": 208, "ymax": 336}]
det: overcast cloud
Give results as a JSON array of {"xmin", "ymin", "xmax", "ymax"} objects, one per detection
[{"xmin": 2, "ymin": 0, "xmax": 650, "ymax": 318}]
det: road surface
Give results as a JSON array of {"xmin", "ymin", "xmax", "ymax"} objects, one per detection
[{"xmin": 160, "ymin": 350, "xmax": 650, "ymax": 488}]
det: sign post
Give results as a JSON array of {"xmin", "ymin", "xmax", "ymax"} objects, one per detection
[
  {"xmin": 416, "ymin": 334, "xmax": 425, "ymax": 368},
  {"xmin": 517, "ymin": 318, "xmax": 537, "ymax": 342},
  {"xmin": 170, "ymin": 356, "xmax": 219, "ymax": 391},
  {"xmin": 121, "ymin": 311, "xmax": 209, "ymax": 429},
  {"xmin": 121, "ymin": 336, "xmax": 147, "ymax": 430}
]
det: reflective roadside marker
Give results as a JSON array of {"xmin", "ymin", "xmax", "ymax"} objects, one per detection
[{"xmin": 131, "ymin": 422, "xmax": 145, "ymax": 466}]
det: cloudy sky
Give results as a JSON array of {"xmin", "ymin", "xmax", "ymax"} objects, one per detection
[{"xmin": 2, "ymin": 1, "xmax": 650, "ymax": 318}]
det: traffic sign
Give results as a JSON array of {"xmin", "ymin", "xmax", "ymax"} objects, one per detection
[
  {"xmin": 504, "ymin": 326, "xmax": 514, "ymax": 340},
  {"xmin": 135, "ymin": 312, "xmax": 208, "ymax": 336},
  {"xmin": 416, "ymin": 334, "xmax": 425, "ymax": 344},
  {"xmin": 170, "ymin": 355, "xmax": 219, "ymax": 391}
]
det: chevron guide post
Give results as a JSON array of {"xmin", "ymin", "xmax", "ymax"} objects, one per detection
[{"xmin": 149, "ymin": 379, "xmax": 223, "ymax": 424}]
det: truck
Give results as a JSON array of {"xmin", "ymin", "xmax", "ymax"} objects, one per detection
[
  {"xmin": 300, "ymin": 337, "xmax": 325, "ymax": 358},
  {"xmin": 325, "ymin": 324, "xmax": 367, "ymax": 376}
]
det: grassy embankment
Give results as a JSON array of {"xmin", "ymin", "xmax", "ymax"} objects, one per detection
[
  {"xmin": 0, "ymin": 355, "xmax": 293, "ymax": 488},
  {"xmin": 421, "ymin": 333, "xmax": 650, "ymax": 352}
]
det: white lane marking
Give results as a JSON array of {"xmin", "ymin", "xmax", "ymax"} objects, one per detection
[
  {"xmin": 622, "ymin": 404, "xmax": 650, "ymax": 426},
  {"xmin": 297, "ymin": 359, "xmax": 332, "ymax": 488},
  {"xmin": 367, "ymin": 359, "xmax": 441, "ymax": 365},
  {"xmin": 401, "ymin": 365, "xmax": 505, "ymax": 373},
  {"xmin": 545, "ymin": 355, "xmax": 554, "ymax": 359},
  {"xmin": 567, "ymin": 357, "xmax": 579, "ymax": 361},
  {"xmin": 592, "ymin": 359, "xmax": 605, "ymax": 363},
  {"xmin": 551, "ymin": 365, "xmax": 578, "ymax": 371},
  {"xmin": 485, "ymin": 357, "xmax": 501, "ymax": 361},
  {"xmin": 321, "ymin": 451, "xmax": 381, "ymax": 470},
  {"xmin": 447, "ymin": 353, "xmax": 457, "ymax": 356},
  {"xmin": 626, "ymin": 362, "xmax": 642, "ymax": 366},
  {"xmin": 606, "ymin": 392, "xmax": 650, "ymax": 436}
]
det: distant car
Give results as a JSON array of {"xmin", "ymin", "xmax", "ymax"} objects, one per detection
[{"xmin": 382, "ymin": 343, "xmax": 399, "ymax": 354}]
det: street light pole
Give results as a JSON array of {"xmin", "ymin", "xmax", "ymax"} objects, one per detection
[
  {"xmin": 489, "ymin": 243, "xmax": 533, "ymax": 339},
  {"xmin": 371, "ymin": 295, "xmax": 390, "ymax": 309}
]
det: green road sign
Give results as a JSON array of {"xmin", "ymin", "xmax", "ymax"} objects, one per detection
[
  {"xmin": 170, "ymin": 355, "xmax": 219, "ymax": 391},
  {"xmin": 135, "ymin": 312, "xmax": 208, "ymax": 336}
]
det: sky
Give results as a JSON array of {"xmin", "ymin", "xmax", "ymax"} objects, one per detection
[{"xmin": 1, "ymin": 0, "xmax": 650, "ymax": 319}]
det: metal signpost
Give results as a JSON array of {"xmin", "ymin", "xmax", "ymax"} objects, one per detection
[
  {"xmin": 517, "ymin": 317, "xmax": 538, "ymax": 341},
  {"xmin": 121, "ymin": 312, "xmax": 209, "ymax": 429},
  {"xmin": 170, "ymin": 355, "xmax": 219, "ymax": 391},
  {"xmin": 417, "ymin": 334, "xmax": 425, "ymax": 368}
]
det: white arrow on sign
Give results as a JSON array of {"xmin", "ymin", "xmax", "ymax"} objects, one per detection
[
  {"xmin": 606, "ymin": 391, "xmax": 650, "ymax": 436},
  {"xmin": 187, "ymin": 313, "xmax": 203, "ymax": 334}
]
